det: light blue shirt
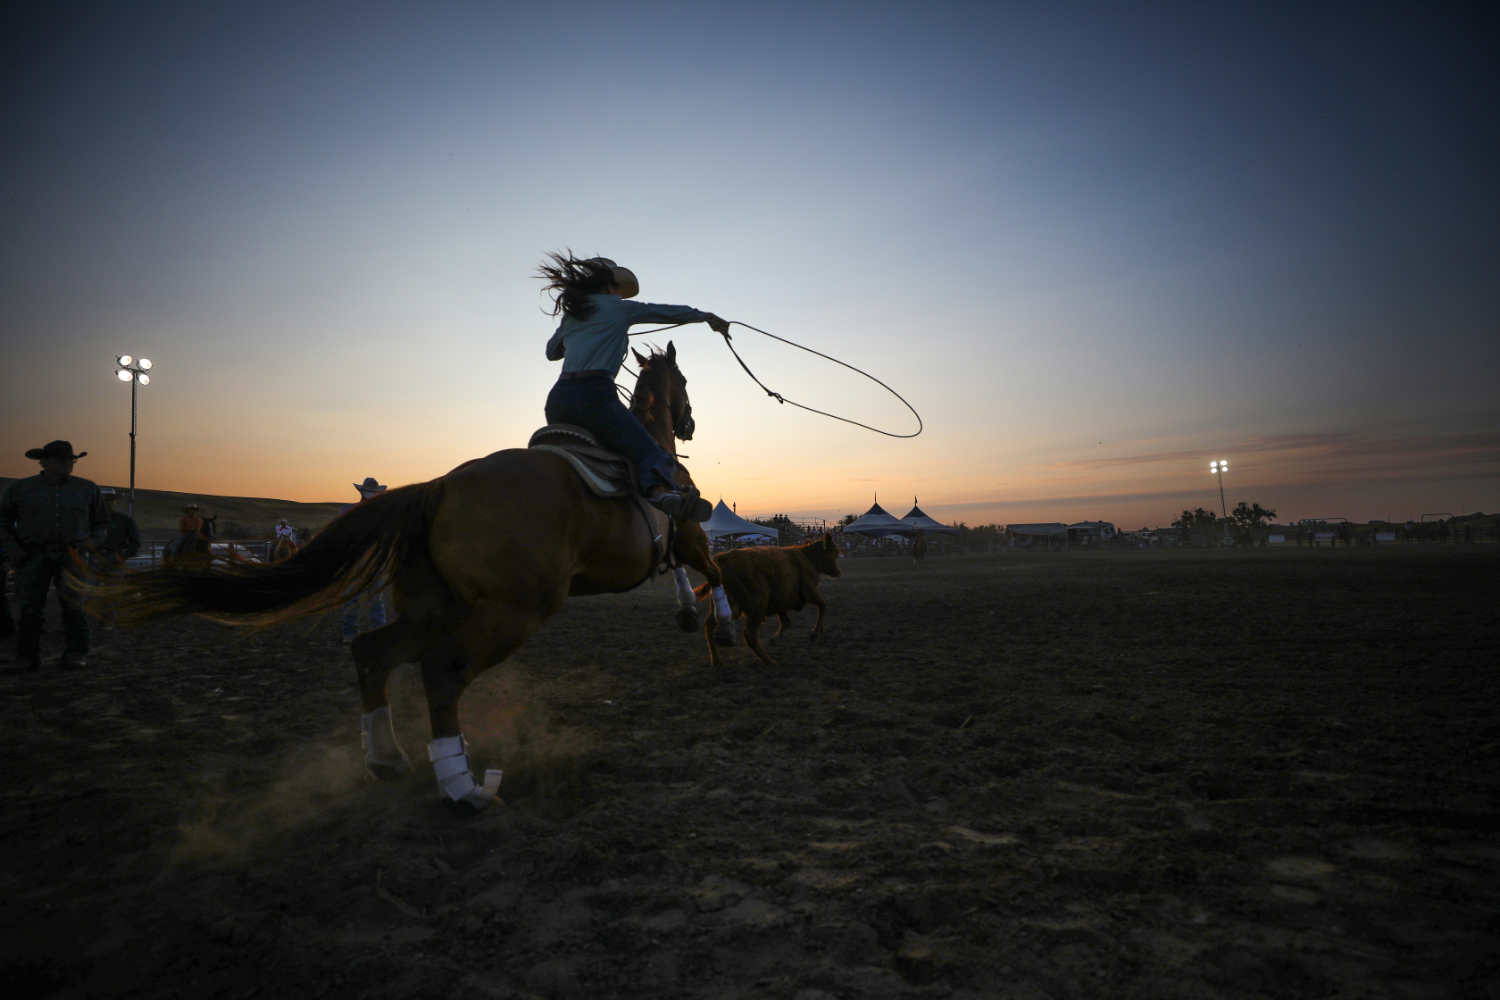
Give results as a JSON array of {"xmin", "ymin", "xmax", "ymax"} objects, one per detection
[{"xmin": 545, "ymin": 295, "xmax": 706, "ymax": 376}]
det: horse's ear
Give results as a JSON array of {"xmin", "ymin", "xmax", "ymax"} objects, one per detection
[
  {"xmin": 632, "ymin": 348, "xmax": 648, "ymax": 367},
  {"xmin": 823, "ymin": 532, "xmax": 835, "ymax": 548},
  {"xmin": 666, "ymin": 341, "xmax": 676, "ymax": 362}
]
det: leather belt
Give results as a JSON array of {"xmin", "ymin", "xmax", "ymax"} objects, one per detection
[{"xmin": 557, "ymin": 370, "xmax": 612, "ymax": 381}]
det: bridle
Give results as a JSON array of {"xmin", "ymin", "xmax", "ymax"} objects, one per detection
[{"xmin": 669, "ymin": 358, "xmax": 695, "ymax": 441}]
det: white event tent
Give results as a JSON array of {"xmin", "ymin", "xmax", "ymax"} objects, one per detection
[
  {"xmin": 842, "ymin": 500, "xmax": 910, "ymax": 538},
  {"xmin": 702, "ymin": 500, "xmax": 779, "ymax": 543},
  {"xmin": 898, "ymin": 500, "xmax": 960, "ymax": 536}
]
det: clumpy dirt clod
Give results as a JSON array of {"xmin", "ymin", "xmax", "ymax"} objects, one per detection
[{"xmin": 2, "ymin": 548, "xmax": 1497, "ymax": 999}]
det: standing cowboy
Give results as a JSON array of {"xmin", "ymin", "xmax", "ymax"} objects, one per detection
[
  {"xmin": 97, "ymin": 488, "xmax": 142, "ymax": 566},
  {"xmin": 341, "ymin": 477, "xmax": 388, "ymax": 644},
  {"xmin": 0, "ymin": 441, "xmax": 109, "ymax": 671}
]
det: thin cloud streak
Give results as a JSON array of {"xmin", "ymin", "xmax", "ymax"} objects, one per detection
[{"xmin": 1033, "ymin": 431, "xmax": 1499, "ymax": 471}]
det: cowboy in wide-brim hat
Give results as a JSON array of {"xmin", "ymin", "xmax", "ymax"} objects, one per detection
[
  {"xmin": 2, "ymin": 441, "xmax": 107, "ymax": 670},
  {"xmin": 97, "ymin": 487, "xmax": 141, "ymax": 565},
  {"xmin": 24, "ymin": 440, "xmax": 88, "ymax": 461},
  {"xmin": 354, "ymin": 477, "xmax": 388, "ymax": 498}
]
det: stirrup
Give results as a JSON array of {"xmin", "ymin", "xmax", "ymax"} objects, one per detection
[
  {"xmin": 650, "ymin": 491, "xmax": 689, "ymax": 519},
  {"xmin": 650, "ymin": 490, "xmax": 712, "ymax": 523}
]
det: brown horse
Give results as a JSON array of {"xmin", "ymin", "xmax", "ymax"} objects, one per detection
[
  {"xmin": 271, "ymin": 534, "xmax": 299, "ymax": 563},
  {"xmin": 912, "ymin": 530, "xmax": 928, "ymax": 564},
  {"xmin": 101, "ymin": 345, "xmax": 723, "ymax": 815},
  {"xmin": 627, "ymin": 345, "xmax": 735, "ymax": 644}
]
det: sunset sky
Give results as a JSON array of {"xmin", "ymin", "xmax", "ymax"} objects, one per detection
[{"xmin": 4, "ymin": 2, "xmax": 1496, "ymax": 528}]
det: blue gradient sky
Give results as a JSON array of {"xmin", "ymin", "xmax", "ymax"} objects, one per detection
[{"xmin": 4, "ymin": 1, "xmax": 1496, "ymax": 526}]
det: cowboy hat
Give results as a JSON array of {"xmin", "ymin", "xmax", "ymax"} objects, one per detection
[
  {"xmin": 25, "ymin": 440, "xmax": 87, "ymax": 460},
  {"xmin": 587, "ymin": 257, "xmax": 638, "ymax": 299},
  {"xmin": 183, "ymin": 502, "xmax": 200, "ymax": 510},
  {"xmin": 354, "ymin": 477, "xmax": 387, "ymax": 494},
  {"xmin": 100, "ymin": 487, "xmax": 117, "ymax": 497}
]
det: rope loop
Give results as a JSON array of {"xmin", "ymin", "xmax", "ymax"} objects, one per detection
[{"xmin": 628, "ymin": 319, "xmax": 922, "ymax": 438}]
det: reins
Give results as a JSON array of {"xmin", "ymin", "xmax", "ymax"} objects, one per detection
[{"xmin": 628, "ymin": 320, "xmax": 922, "ymax": 438}]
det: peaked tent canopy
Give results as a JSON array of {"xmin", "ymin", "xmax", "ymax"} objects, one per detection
[
  {"xmin": 898, "ymin": 500, "xmax": 960, "ymax": 536},
  {"xmin": 702, "ymin": 500, "xmax": 778, "ymax": 542},
  {"xmin": 842, "ymin": 500, "xmax": 909, "ymax": 537}
]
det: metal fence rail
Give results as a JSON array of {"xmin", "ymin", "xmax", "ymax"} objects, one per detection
[{"xmin": 126, "ymin": 539, "xmax": 274, "ymax": 569}]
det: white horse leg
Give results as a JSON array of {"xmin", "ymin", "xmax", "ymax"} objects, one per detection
[
  {"xmin": 428, "ymin": 735, "xmax": 502, "ymax": 813},
  {"xmin": 711, "ymin": 585, "xmax": 732, "ymax": 622},
  {"xmin": 672, "ymin": 566, "xmax": 700, "ymax": 631},
  {"xmin": 360, "ymin": 706, "xmax": 412, "ymax": 777},
  {"xmin": 672, "ymin": 566, "xmax": 695, "ymax": 607}
]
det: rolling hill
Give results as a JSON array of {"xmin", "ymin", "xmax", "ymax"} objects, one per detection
[{"xmin": 0, "ymin": 477, "xmax": 348, "ymax": 540}]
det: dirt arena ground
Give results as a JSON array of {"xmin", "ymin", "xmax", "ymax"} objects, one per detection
[{"xmin": 2, "ymin": 547, "xmax": 1497, "ymax": 1000}]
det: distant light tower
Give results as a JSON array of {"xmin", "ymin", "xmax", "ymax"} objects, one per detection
[
  {"xmin": 1210, "ymin": 459, "xmax": 1229, "ymax": 540},
  {"xmin": 114, "ymin": 355, "xmax": 154, "ymax": 518}
]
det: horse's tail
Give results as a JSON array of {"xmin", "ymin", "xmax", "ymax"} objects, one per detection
[{"xmin": 105, "ymin": 481, "xmax": 444, "ymax": 626}]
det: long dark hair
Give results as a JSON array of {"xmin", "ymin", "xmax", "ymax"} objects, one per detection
[{"xmin": 536, "ymin": 251, "xmax": 614, "ymax": 320}]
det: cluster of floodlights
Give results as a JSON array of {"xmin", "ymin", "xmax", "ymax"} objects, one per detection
[
  {"xmin": 1210, "ymin": 460, "xmax": 1227, "ymax": 473},
  {"xmin": 116, "ymin": 355, "xmax": 152, "ymax": 383}
]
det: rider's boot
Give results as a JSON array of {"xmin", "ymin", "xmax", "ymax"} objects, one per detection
[{"xmin": 650, "ymin": 486, "xmax": 711, "ymax": 522}]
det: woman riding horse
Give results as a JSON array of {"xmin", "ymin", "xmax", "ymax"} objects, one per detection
[
  {"xmin": 98, "ymin": 273, "xmax": 736, "ymax": 815},
  {"xmin": 538, "ymin": 252, "xmax": 727, "ymax": 521}
]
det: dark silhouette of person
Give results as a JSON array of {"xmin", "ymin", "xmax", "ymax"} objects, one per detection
[{"xmin": 0, "ymin": 440, "xmax": 109, "ymax": 671}]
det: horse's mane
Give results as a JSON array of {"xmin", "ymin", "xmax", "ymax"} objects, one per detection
[{"xmin": 628, "ymin": 349, "xmax": 671, "ymax": 423}]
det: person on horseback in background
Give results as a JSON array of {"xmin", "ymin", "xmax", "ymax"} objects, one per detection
[
  {"xmin": 168, "ymin": 503, "xmax": 203, "ymax": 559},
  {"xmin": 538, "ymin": 252, "xmax": 727, "ymax": 521}
]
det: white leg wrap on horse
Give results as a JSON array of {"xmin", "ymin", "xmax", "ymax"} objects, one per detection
[
  {"xmin": 672, "ymin": 566, "xmax": 695, "ymax": 607},
  {"xmin": 360, "ymin": 707, "xmax": 411, "ymax": 772},
  {"xmin": 712, "ymin": 585, "xmax": 732, "ymax": 621},
  {"xmin": 427, "ymin": 735, "xmax": 501, "ymax": 807}
]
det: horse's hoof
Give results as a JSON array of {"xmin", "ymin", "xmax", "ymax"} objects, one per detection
[
  {"xmin": 713, "ymin": 622, "xmax": 738, "ymax": 647},
  {"xmin": 441, "ymin": 796, "xmax": 495, "ymax": 818},
  {"xmin": 675, "ymin": 606, "xmax": 699, "ymax": 632},
  {"xmin": 808, "ymin": 631, "xmax": 820, "ymax": 642},
  {"xmin": 366, "ymin": 758, "xmax": 412, "ymax": 782}
]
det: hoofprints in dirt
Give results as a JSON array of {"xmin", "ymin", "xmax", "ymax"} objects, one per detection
[{"xmin": 7, "ymin": 548, "xmax": 1497, "ymax": 998}]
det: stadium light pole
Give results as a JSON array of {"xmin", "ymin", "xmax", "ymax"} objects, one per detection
[
  {"xmin": 1210, "ymin": 460, "xmax": 1229, "ymax": 541},
  {"xmin": 114, "ymin": 355, "xmax": 154, "ymax": 518}
]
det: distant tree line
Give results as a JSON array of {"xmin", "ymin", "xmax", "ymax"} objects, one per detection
[{"xmin": 1171, "ymin": 502, "xmax": 1277, "ymax": 532}]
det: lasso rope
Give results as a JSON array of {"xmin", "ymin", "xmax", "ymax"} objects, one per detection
[{"xmin": 628, "ymin": 320, "xmax": 922, "ymax": 438}]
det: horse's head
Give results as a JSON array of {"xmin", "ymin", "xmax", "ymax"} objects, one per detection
[
  {"xmin": 808, "ymin": 532, "xmax": 842, "ymax": 578},
  {"xmin": 201, "ymin": 515, "xmax": 218, "ymax": 540},
  {"xmin": 631, "ymin": 341, "xmax": 695, "ymax": 442}
]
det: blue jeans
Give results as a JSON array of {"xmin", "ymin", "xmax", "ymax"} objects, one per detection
[
  {"xmin": 545, "ymin": 375, "xmax": 678, "ymax": 494},
  {"xmin": 343, "ymin": 590, "xmax": 386, "ymax": 639}
]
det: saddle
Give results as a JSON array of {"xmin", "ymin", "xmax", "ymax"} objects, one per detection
[
  {"xmin": 527, "ymin": 425, "xmax": 674, "ymax": 580},
  {"xmin": 527, "ymin": 425, "xmax": 636, "ymax": 498}
]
